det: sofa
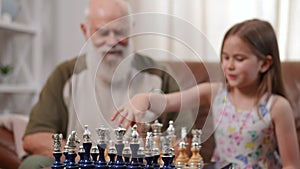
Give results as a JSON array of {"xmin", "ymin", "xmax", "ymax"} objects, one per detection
[{"xmin": 1, "ymin": 61, "xmax": 300, "ymax": 169}]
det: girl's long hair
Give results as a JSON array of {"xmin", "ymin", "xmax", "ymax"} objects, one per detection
[{"xmin": 220, "ymin": 19, "xmax": 286, "ymax": 106}]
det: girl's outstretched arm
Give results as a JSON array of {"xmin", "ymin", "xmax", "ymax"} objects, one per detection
[
  {"xmin": 272, "ymin": 96, "xmax": 300, "ymax": 168},
  {"xmin": 111, "ymin": 82, "xmax": 219, "ymax": 129}
]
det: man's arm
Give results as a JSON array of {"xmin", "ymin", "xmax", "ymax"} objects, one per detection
[
  {"xmin": 23, "ymin": 57, "xmax": 79, "ymax": 157},
  {"xmin": 23, "ymin": 132, "xmax": 66, "ymax": 158}
]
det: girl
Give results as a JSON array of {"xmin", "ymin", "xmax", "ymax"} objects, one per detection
[{"xmin": 112, "ymin": 19, "xmax": 300, "ymax": 168}]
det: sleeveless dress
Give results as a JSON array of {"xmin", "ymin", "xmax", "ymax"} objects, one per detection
[{"xmin": 211, "ymin": 88, "xmax": 282, "ymax": 169}]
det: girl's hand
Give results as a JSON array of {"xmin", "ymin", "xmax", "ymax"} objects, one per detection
[{"xmin": 111, "ymin": 93, "xmax": 151, "ymax": 129}]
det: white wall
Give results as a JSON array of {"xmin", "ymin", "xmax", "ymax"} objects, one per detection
[
  {"xmin": 40, "ymin": 0, "xmax": 87, "ymax": 83},
  {"xmin": 54, "ymin": 0, "xmax": 87, "ymax": 63}
]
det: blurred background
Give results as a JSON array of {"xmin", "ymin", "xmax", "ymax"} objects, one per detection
[{"xmin": 0, "ymin": 0, "xmax": 299, "ymax": 115}]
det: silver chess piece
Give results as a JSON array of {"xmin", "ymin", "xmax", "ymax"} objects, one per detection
[
  {"xmin": 114, "ymin": 125, "xmax": 127, "ymax": 167},
  {"xmin": 167, "ymin": 120, "xmax": 176, "ymax": 148},
  {"xmin": 96, "ymin": 126, "xmax": 109, "ymax": 145},
  {"xmin": 151, "ymin": 120, "xmax": 163, "ymax": 152},
  {"xmin": 144, "ymin": 132, "xmax": 154, "ymax": 169},
  {"xmin": 114, "ymin": 125, "xmax": 126, "ymax": 144},
  {"xmin": 128, "ymin": 124, "xmax": 140, "ymax": 167},
  {"xmin": 66, "ymin": 131, "xmax": 80, "ymax": 168},
  {"xmin": 52, "ymin": 133, "xmax": 63, "ymax": 152},
  {"xmin": 95, "ymin": 126, "xmax": 110, "ymax": 168},
  {"xmin": 83, "ymin": 124, "xmax": 92, "ymax": 143},
  {"xmin": 131, "ymin": 124, "xmax": 140, "ymax": 144},
  {"xmin": 66, "ymin": 130, "xmax": 81, "ymax": 152},
  {"xmin": 51, "ymin": 133, "xmax": 65, "ymax": 169},
  {"xmin": 145, "ymin": 132, "xmax": 153, "ymax": 156},
  {"xmin": 82, "ymin": 125, "xmax": 93, "ymax": 167},
  {"xmin": 141, "ymin": 122, "xmax": 151, "ymax": 139}
]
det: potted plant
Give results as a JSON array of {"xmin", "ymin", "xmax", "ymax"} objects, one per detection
[{"xmin": 0, "ymin": 64, "xmax": 13, "ymax": 83}]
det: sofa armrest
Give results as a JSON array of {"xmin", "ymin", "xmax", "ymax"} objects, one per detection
[{"xmin": 0, "ymin": 127, "xmax": 21, "ymax": 169}]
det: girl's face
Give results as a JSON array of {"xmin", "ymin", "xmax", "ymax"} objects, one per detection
[{"xmin": 221, "ymin": 35, "xmax": 264, "ymax": 90}]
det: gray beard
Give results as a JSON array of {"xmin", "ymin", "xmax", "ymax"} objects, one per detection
[{"xmin": 86, "ymin": 42, "xmax": 134, "ymax": 84}]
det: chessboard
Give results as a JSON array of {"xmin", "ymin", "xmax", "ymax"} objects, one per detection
[{"xmin": 51, "ymin": 120, "xmax": 206, "ymax": 169}]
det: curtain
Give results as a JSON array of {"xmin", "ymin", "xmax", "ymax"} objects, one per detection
[{"xmin": 128, "ymin": 0, "xmax": 298, "ymax": 61}]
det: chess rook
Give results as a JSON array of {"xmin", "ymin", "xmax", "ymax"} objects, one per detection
[
  {"xmin": 113, "ymin": 126, "xmax": 126, "ymax": 169},
  {"xmin": 95, "ymin": 127, "xmax": 109, "ymax": 169}
]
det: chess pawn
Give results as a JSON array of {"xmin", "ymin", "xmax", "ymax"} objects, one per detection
[
  {"xmin": 175, "ymin": 141, "xmax": 189, "ymax": 168},
  {"xmin": 175, "ymin": 127, "xmax": 189, "ymax": 169},
  {"xmin": 51, "ymin": 133, "xmax": 65, "ymax": 169},
  {"xmin": 187, "ymin": 142, "xmax": 203, "ymax": 169},
  {"xmin": 95, "ymin": 127, "xmax": 109, "ymax": 169}
]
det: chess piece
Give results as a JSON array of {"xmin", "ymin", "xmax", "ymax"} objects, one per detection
[
  {"xmin": 151, "ymin": 120, "xmax": 163, "ymax": 151},
  {"xmin": 175, "ymin": 127, "xmax": 189, "ymax": 168},
  {"xmin": 166, "ymin": 121, "xmax": 176, "ymax": 168},
  {"xmin": 107, "ymin": 140, "xmax": 117, "ymax": 168},
  {"xmin": 113, "ymin": 126, "xmax": 126, "ymax": 169},
  {"xmin": 81, "ymin": 125, "xmax": 94, "ymax": 169},
  {"xmin": 168, "ymin": 148, "xmax": 176, "ymax": 169},
  {"xmin": 144, "ymin": 132, "xmax": 154, "ymax": 169},
  {"xmin": 166, "ymin": 121, "xmax": 176, "ymax": 148},
  {"xmin": 63, "ymin": 145, "xmax": 70, "ymax": 165},
  {"xmin": 78, "ymin": 146, "xmax": 85, "ymax": 167},
  {"xmin": 91, "ymin": 146, "xmax": 99, "ymax": 162},
  {"xmin": 161, "ymin": 148, "xmax": 172, "ymax": 169},
  {"xmin": 137, "ymin": 145, "xmax": 145, "ymax": 167},
  {"xmin": 151, "ymin": 120, "xmax": 163, "ymax": 166},
  {"xmin": 141, "ymin": 122, "xmax": 151, "ymax": 143},
  {"xmin": 152, "ymin": 148, "xmax": 160, "ymax": 169},
  {"xmin": 123, "ymin": 147, "xmax": 131, "ymax": 166},
  {"xmin": 51, "ymin": 133, "xmax": 65, "ymax": 169},
  {"xmin": 95, "ymin": 127, "xmax": 109, "ymax": 169},
  {"xmin": 127, "ymin": 124, "xmax": 141, "ymax": 169},
  {"xmin": 175, "ymin": 142, "xmax": 189, "ymax": 168},
  {"xmin": 161, "ymin": 136, "xmax": 173, "ymax": 169},
  {"xmin": 122, "ymin": 138, "xmax": 131, "ymax": 166},
  {"xmin": 187, "ymin": 129, "xmax": 203, "ymax": 169},
  {"xmin": 66, "ymin": 131, "xmax": 80, "ymax": 169}
]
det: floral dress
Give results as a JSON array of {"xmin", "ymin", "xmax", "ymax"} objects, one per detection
[{"xmin": 211, "ymin": 89, "xmax": 282, "ymax": 169}]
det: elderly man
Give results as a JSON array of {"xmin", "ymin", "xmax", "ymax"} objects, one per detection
[{"xmin": 20, "ymin": 0, "xmax": 178, "ymax": 168}]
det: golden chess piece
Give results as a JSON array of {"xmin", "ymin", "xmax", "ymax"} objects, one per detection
[
  {"xmin": 151, "ymin": 120, "xmax": 163, "ymax": 166},
  {"xmin": 187, "ymin": 142, "xmax": 203, "ymax": 168},
  {"xmin": 187, "ymin": 129, "xmax": 203, "ymax": 168},
  {"xmin": 175, "ymin": 141, "xmax": 189, "ymax": 168}
]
